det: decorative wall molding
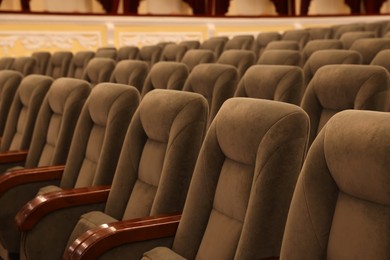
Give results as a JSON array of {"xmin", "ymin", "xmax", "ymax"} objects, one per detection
[{"xmin": 119, "ymin": 32, "xmax": 203, "ymax": 47}]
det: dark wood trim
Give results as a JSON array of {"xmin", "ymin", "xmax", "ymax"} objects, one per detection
[
  {"xmin": 64, "ymin": 214, "xmax": 181, "ymax": 260},
  {"xmin": 15, "ymin": 185, "xmax": 111, "ymax": 231},
  {"xmin": 0, "ymin": 150, "xmax": 28, "ymax": 164},
  {"xmin": 0, "ymin": 165, "xmax": 65, "ymax": 197}
]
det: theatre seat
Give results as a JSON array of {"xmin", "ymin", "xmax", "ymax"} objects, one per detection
[
  {"xmin": 82, "ymin": 58, "xmax": 116, "ymax": 87},
  {"xmin": 31, "ymin": 51, "xmax": 51, "ymax": 75},
  {"xmin": 117, "ymin": 46, "xmax": 139, "ymax": 61},
  {"xmin": 181, "ymin": 49, "xmax": 216, "ymax": 72},
  {"xmin": 139, "ymin": 45, "xmax": 163, "ymax": 67},
  {"xmin": 301, "ymin": 39, "xmax": 343, "ymax": 64},
  {"xmin": 0, "ymin": 78, "xmax": 91, "ymax": 259},
  {"xmin": 64, "ymin": 97, "xmax": 309, "ymax": 260},
  {"xmin": 17, "ymin": 83, "xmax": 140, "ymax": 260},
  {"xmin": 45, "ymin": 51, "xmax": 73, "ymax": 79},
  {"xmin": 179, "ymin": 40, "xmax": 200, "ymax": 50},
  {"xmin": 258, "ymin": 50, "xmax": 302, "ymax": 67},
  {"xmin": 281, "ymin": 30, "xmax": 310, "ymax": 49},
  {"xmin": 350, "ymin": 38, "xmax": 390, "ymax": 64},
  {"xmin": 11, "ymin": 57, "xmax": 36, "ymax": 76},
  {"xmin": 332, "ymin": 23, "xmax": 365, "ymax": 39},
  {"xmin": 217, "ymin": 50, "xmax": 256, "ymax": 79},
  {"xmin": 370, "ymin": 49, "xmax": 390, "ymax": 72},
  {"xmin": 199, "ymin": 38, "xmax": 226, "ymax": 58},
  {"xmin": 280, "ymin": 110, "xmax": 390, "ymax": 260},
  {"xmin": 340, "ymin": 31, "xmax": 376, "ymax": 49},
  {"xmin": 141, "ymin": 62, "xmax": 188, "ymax": 97},
  {"xmin": 306, "ymin": 27, "xmax": 333, "ymax": 40},
  {"xmin": 235, "ymin": 65, "xmax": 304, "ymax": 105},
  {"xmin": 254, "ymin": 31, "xmax": 281, "ymax": 57},
  {"xmin": 110, "ymin": 60, "xmax": 149, "ymax": 93},
  {"xmin": 67, "ymin": 51, "xmax": 95, "ymax": 79},
  {"xmin": 265, "ymin": 40, "xmax": 300, "ymax": 51},
  {"xmin": 223, "ymin": 35, "xmax": 255, "ymax": 51},
  {"xmin": 183, "ymin": 63, "xmax": 238, "ymax": 127},
  {"xmin": 301, "ymin": 64, "xmax": 390, "ymax": 148},
  {"xmin": 95, "ymin": 47, "xmax": 117, "ymax": 60},
  {"xmin": 0, "ymin": 57, "xmax": 14, "ymax": 70},
  {"xmin": 160, "ymin": 43, "xmax": 188, "ymax": 62}
]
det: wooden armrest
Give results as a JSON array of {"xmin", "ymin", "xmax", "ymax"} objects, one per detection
[
  {"xmin": 0, "ymin": 149, "xmax": 29, "ymax": 164},
  {"xmin": 65, "ymin": 214, "xmax": 181, "ymax": 260},
  {"xmin": 0, "ymin": 165, "xmax": 65, "ymax": 197},
  {"xmin": 16, "ymin": 185, "xmax": 110, "ymax": 232}
]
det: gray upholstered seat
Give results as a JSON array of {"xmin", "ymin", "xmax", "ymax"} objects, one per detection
[
  {"xmin": 45, "ymin": 51, "xmax": 73, "ymax": 79},
  {"xmin": 67, "ymin": 51, "xmax": 95, "ymax": 79},
  {"xmin": 303, "ymin": 49, "xmax": 362, "ymax": 87},
  {"xmin": 138, "ymin": 45, "xmax": 163, "ymax": 67},
  {"xmin": 95, "ymin": 47, "xmax": 117, "ymax": 60},
  {"xmin": 82, "ymin": 58, "xmax": 116, "ymax": 87},
  {"xmin": 179, "ymin": 40, "xmax": 200, "ymax": 50},
  {"xmin": 141, "ymin": 61, "xmax": 189, "ymax": 97},
  {"xmin": 258, "ymin": 50, "xmax": 302, "ymax": 67},
  {"xmin": 340, "ymin": 31, "xmax": 376, "ymax": 49},
  {"xmin": 110, "ymin": 60, "xmax": 149, "ymax": 93},
  {"xmin": 280, "ymin": 109, "xmax": 390, "ymax": 260},
  {"xmin": 235, "ymin": 65, "xmax": 304, "ymax": 105},
  {"xmin": 199, "ymin": 38, "xmax": 226, "ymax": 58},
  {"xmin": 0, "ymin": 57, "xmax": 14, "ymax": 70},
  {"xmin": 223, "ymin": 35, "xmax": 254, "ymax": 51},
  {"xmin": 265, "ymin": 40, "xmax": 300, "ymax": 51},
  {"xmin": 0, "ymin": 78, "xmax": 91, "ymax": 258},
  {"xmin": 181, "ymin": 49, "xmax": 216, "ymax": 72},
  {"xmin": 11, "ymin": 57, "xmax": 36, "ymax": 76},
  {"xmin": 183, "ymin": 63, "xmax": 238, "ymax": 127},
  {"xmin": 281, "ymin": 29, "xmax": 310, "ymax": 49},
  {"xmin": 301, "ymin": 39, "xmax": 343, "ymax": 64},
  {"xmin": 370, "ymin": 49, "xmax": 390, "ymax": 73},
  {"xmin": 254, "ymin": 32, "xmax": 281, "ymax": 57},
  {"xmin": 31, "ymin": 51, "xmax": 51, "ymax": 75},
  {"xmin": 159, "ymin": 43, "xmax": 188, "ymax": 62},
  {"xmin": 349, "ymin": 38, "xmax": 390, "ymax": 64},
  {"xmin": 117, "ymin": 46, "xmax": 139, "ymax": 61},
  {"xmin": 217, "ymin": 49, "xmax": 256, "ymax": 79},
  {"xmin": 332, "ymin": 23, "xmax": 365, "ymax": 39},
  {"xmin": 301, "ymin": 64, "xmax": 390, "ymax": 148},
  {"xmin": 0, "ymin": 71, "xmax": 23, "ymax": 137},
  {"xmin": 19, "ymin": 83, "xmax": 141, "ymax": 260},
  {"xmin": 306, "ymin": 27, "xmax": 333, "ymax": 40}
]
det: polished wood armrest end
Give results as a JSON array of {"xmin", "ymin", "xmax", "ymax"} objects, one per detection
[
  {"xmin": 15, "ymin": 185, "xmax": 111, "ymax": 232},
  {"xmin": 0, "ymin": 165, "xmax": 65, "ymax": 197},
  {"xmin": 0, "ymin": 150, "xmax": 29, "ymax": 164},
  {"xmin": 65, "ymin": 214, "xmax": 181, "ymax": 260}
]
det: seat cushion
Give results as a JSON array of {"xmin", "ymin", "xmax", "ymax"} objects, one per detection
[
  {"xmin": 37, "ymin": 185, "xmax": 62, "ymax": 196},
  {"xmin": 143, "ymin": 247, "xmax": 186, "ymax": 260}
]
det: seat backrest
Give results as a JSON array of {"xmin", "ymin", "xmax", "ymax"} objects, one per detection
[
  {"xmin": 217, "ymin": 50, "xmax": 256, "ymax": 79},
  {"xmin": 60, "ymin": 83, "xmax": 140, "ymax": 189},
  {"xmin": 332, "ymin": 23, "xmax": 365, "ymax": 39},
  {"xmin": 138, "ymin": 45, "xmax": 163, "ymax": 67},
  {"xmin": 301, "ymin": 39, "xmax": 343, "ymax": 64},
  {"xmin": 181, "ymin": 49, "xmax": 216, "ymax": 72},
  {"xmin": 280, "ymin": 109, "xmax": 390, "ymax": 260},
  {"xmin": 95, "ymin": 47, "xmax": 117, "ymax": 60},
  {"xmin": 160, "ymin": 43, "xmax": 188, "ymax": 62},
  {"xmin": 141, "ymin": 62, "xmax": 188, "ymax": 97},
  {"xmin": 224, "ymin": 35, "xmax": 255, "ymax": 51},
  {"xmin": 350, "ymin": 38, "xmax": 390, "ymax": 64},
  {"xmin": 301, "ymin": 64, "xmax": 390, "ymax": 148},
  {"xmin": 67, "ymin": 51, "xmax": 95, "ymax": 79},
  {"xmin": 364, "ymin": 20, "xmax": 388, "ymax": 37},
  {"xmin": 179, "ymin": 40, "xmax": 200, "ymax": 50},
  {"xmin": 105, "ymin": 89, "xmax": 208, "ymax": 220},
  {"xmin": 255, "ymin": 32, "xmax": 281, "ymax": 57},
  {"xmin": 25, "ymin": 78, "xmax": 91, "ymax": 168},
  {"xmin": 265, "ymin": 40, "xmax": 300, "ymax": 51},
  {"xmin": 11, "ymin": 57, "xmax": 36, "ymax": 76},
  {"xmin": 235, "ymin": 65, "xmax": 304, "ymax": 105},
  {"xmin": 82, "ymin": 58, "xmax": 116, "ymax": 87},
  {"xmin": 183, "ymin": 63, "xmax": 238, "ymax": 127},
  {"xmin": 0, "ymin": 71, "xmax": 23, "ymax": 136},
  {"xmin": 0, "ymin": 57, "xmax": 14, "ymax": 70},
  {"xmin": 303, "ymin": 49, "xmax": 363, "ymax": 87},
  {"xmin": 0, "ymin": 75, "xmax": 52, "ymax": 151},
  {"xmin": 110, "ymin": 60, "xmax": 149, "ymax": 93},
  {"xmin": 307, "ymin": 27, "xmax": 333, "ymax": 40},
  {"xmin": 117, "ymin": 46, "xmax": 139, "ymax": 61},
  {"xmin": 199, "ymin": 38, "xmax": 226, "ymax": 58},
  {"xmin": 46, "ymin": 51, "xmax": 73, "ymax": 79},
  {"xmin": 370, "ymin": 49, "xmax": 390, "ymax": 73},
  {"xmin": 340, "ymin": 31, "xmax": 376, "ymax": 49},
  {"xmin": 31, "ymin": 52, "xmax": 51, "ymax": 75},
  {"xmin": 170, "ymin": 98, "xmax": 309, "ymax": 259},
  {"xmin": 258, "ymin": 50, "xmax": 302, "ymax": 67},
  {"xmin": 282, "ymin": 30, "xmax": 310, "ymax": 49}
]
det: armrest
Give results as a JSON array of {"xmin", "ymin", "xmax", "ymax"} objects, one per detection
[
  {"xmin": 0, "ymin": 165, "xmax": 65, "ymax": 197},
  {"xmin": 15, "ymin": 185, "xmax": 111, "ymax": 232},
  {"xmin": 65, "ymin": 213, "xmax": 181, "ymax": 260},
  {"xmin": 0, "ymin": 149, "xmax": 29, "ymax": 164}
]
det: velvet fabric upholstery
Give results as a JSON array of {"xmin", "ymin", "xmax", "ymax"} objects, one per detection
[
  {"xmin": 340, "ymin": 31, "xmax": 376, "ymax": 49},
  {"xmin": 0, "ymin": 78, "xmax": 91, "ymax": 256},
  {"xmin": 235, "ymin": 65, "xmax": 304, "ymax": 105},
  {"xmin": 11, "ymin": 57, "xmax": 36, "ymax": 76},
  {"xmin": 67, "ymin": 90, "xmax": 208, "ymax": 258},
  {"xmin": 82, "ymin": 58, "xmax": 116, "ymax": 87},
  {"xmin": 117, "ymin": 46, "xmax": 139, "ymax": 61},
  {"xmin": 349, "ymin": 38, "xmax": 390, "ymax": 64},
  {"xmin": 258, "ymin": 50, "xmax": 302, "ymax": 67},
  {"xmin": 264, "ymin": 41, "xmax": 300, "ymax": 51},
  {"xmin": 20, "ymin": 83, "xmax": 140, "ymax": 260},
  {"xmin": 280, "ymin": 110, "xmax": 390, "ymax": 260},
  {"xmin": 141, "ymin": 62, "xmax": 189, "ymax": 97},
  {"xmin": 31, "ymin": 52, "xmax": 51, "ymax": 75},
  {"xmin": 181, "ymin": 50, "xmax": 216, "ymax": 72},
  {"xmin": 199, "ymin": 38, "xmax": 226, "ymax": 58},
  {"xmin": 179, "ymin": 40, "xmax": 200, "ymax": 50},
  {"xmin": 67, "ymin": 51, "xmax": 95, "ymax": 79},
  {"xmin": 332, "ymin": 23, "xmax": 365, "ymax": 39},
  {"xmin": 255, "ymin": 32, "xmax": 281, "ymax": 57},
  {"xmin": 301, "ymin": 64, "xmax": 390, "ymax": 148},
  {"xmin": 0, "ymin": 75, "xmax": 52, "ymax": 152},
  {"xmin": 303, "ymin": 50, "xmax": 363, "ymax": 87},
  {"xmin": 223, "ymin": 35, "xmax": 254, "ymax": 51},
  {"xmin": 282, "ymin": 30, "xmax": 310, "ymax": 49},
  {"xmin": 139, "ymin": 45, "xmax": 163, "ymax": 67},
  {"xmin": 95, "ymin": 47, "xmax": 117, "ymax": 60},
  {"xmin": 110, "ymin": 60, "xmax": 149, "ymax": 93},
  {"xmin": 143, "ymin": 98, "xmax": 309, "ymax": 260},
  {"xmin": 183, "ymin": 63, "xmax": 238, "ymax": 127},
  {"xmin": 306, "ymin": 27, "xmax": 333, "ymax": 40},
  {"xmin": 370, "ymin": 49, "xmax": 390, "ymax": 73},
  {"xmin": 45, "ymin": 51, "xmax": 73, "ymax": 79},
  {"xmin": 217, "ymin": 50, "xmax": 256, "ymax": 79},
  {"xmin": 365, "ymin": 20, "xmax": 388, "ymax": 37},
  {"xmin": 0, "ymin": 57, "xmax": 14, "ymax": 70},
  {"xmin": 301, "ymin": 39, "xmax": 343, "ymax": 64},
  {"xmin": 160, "ymin": 44, "xmax": 188, "ymax": 62},
  {"xmin": 0, "ymin": 71, "xmax": 23, "ymax": 137}
]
